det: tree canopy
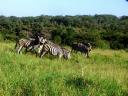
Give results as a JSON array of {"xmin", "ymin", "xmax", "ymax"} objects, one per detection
[{"xmin": 0, "ymin": 15, "xmax": 128, "ymax": 49}]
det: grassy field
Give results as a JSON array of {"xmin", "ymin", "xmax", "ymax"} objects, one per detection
[{"xmin": 0, "ymin": 41, "xmax": 128, "ymax": 96}]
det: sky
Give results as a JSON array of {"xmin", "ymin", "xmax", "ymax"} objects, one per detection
[{"xmin": 0, "ymin": 0, "xmax": 128, "ymax": 17}]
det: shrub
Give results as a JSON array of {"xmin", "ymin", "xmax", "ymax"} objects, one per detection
[
  {"xmin": 0, "ymin": 33, "xmax": 4, "ymax": 41},
  {"xmin": 110, "ymin": 41, "xmax": 124, "ymax": 49},
  {"xmin": 53, "ymin": 35, "xmax": 62, "ymax": 44},
  {"xmin": 95, "ymin": 40, "xmax": 110, "ymax": 49}
]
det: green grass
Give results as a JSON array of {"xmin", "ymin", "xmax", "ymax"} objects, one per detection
[{"xmin": 0, "ymin": 42, "xmax": 128, "ymax": 96}]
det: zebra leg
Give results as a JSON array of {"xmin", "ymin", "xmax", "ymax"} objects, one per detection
[
  {"xmin": 25, "ymin": 46, "xmax": 33, "ymax": 53},
  {"xmin": 40, "ymin": 51, "xmax": 47, "ymax": 58},
  {"xmin": 32, "ymin": 48, "xmax": 38, "ymax": 57},
  {"xmin": 38, "ymin": 45, "xmax": 44, "ymax": 57},
  {"xmin": 58, "ymin": 53, "xmax": 63, "ymax": 59},
  {"xmin": 86, "ymin": 50, "xmax": 89, "ymax": 58},
  {"xmin": 28, "ymin": 46, "xmax": 33, "ymax": 51},
  {"xmin": 35, "ymin": 51, "xmax": 38, "ymax": 57},
  {"xmin": 17, "ymin": 46, "xmax": 23, "ymax": 54},
  {"xmin": 25, "ymin": 47, "xmax": 28, "ymax": 53}
]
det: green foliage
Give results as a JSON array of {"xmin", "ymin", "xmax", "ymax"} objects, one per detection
[
  {"xmin": 0, "ymin": 15, "xmax": 128, "ymax": 49},
  {"xmin": 95, "ymin": 40, "xmax": 110, "ymax": 49},
  {"xmin": 110, "ymin": 41, "xmax": 124, "ymax": 49},
  {"xmin": 0, "ymin": 33, "xmax": 4, "ymax": 41},
  {"xmin": 62, "ymin": 27, "xmax": 76, "ymax": 45},
  {"xmin": 53, "ymin": 35, "xmax": 62, "ymax": 44}
]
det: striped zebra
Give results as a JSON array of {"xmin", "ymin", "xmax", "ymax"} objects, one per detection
[
  {"xmin": 15, "ymin": 36, "xmax": 42, "ymax": 54},
  {"xmin": 38, "ymin": 40, "xmax": 71, "ymax": 59},
  {"xmin": 38, "ymin": 40, "xmax": 63, "ymax": 58},
  {"xmin": 15, "ymin": 38, "xmax": 35, "ymax": 54},
  {"xmin": 71, "ymin": 42, "xmax": 92, "ymax": 58},
  {"xmin": 15, "ymin": 35, "xmax": 46, "ymax": 54},
  {"xmin": 61, "ymin": 47, "xmax": 71, "ymax": 59}
]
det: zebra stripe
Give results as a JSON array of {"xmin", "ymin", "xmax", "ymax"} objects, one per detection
[
  {"xmin": 38, "ymin": 40, "xmax": 63, "ymax": 58},
  {"xmin": 15, "ymin": 38, "xmax": 36, "ymax": 54},
  {"xmin": 61, "ymin": 47, "xmax": 71, "ymax": 59},
  {"xmin": 71, "ymin": 42, "xmax": 92, "ymax": 58},
  {"xmin": 38, "ymin": 40, "xmax": 71, "ymax": 59}
]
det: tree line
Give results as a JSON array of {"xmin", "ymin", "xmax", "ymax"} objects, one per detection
[{"xmin": 0, "ymin": 15, "xmax": 128, "ymax": 49}]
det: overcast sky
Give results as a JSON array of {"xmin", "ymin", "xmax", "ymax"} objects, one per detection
[{"xmin": 0, "ymin": 0, "xmax": 128, "ymax": 17}]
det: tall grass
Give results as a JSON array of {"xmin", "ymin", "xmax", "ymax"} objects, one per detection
[{"xmin": 0, "ymin": 42, "xmax": 128, "ymax": 96}]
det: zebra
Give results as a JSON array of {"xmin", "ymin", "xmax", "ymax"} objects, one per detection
[
  {"xmin": 38, "ymin": 39, "xmax": 71, "ymax": 59},
  {"xmin": 61, "ymin": 47, "xmax": 71, "ymax": 59},
  {"xmin": 38, "ymin": 40, "xmax": 63, "ymax": 58},
  {"xmin": 82, "ymin": 42, "xmax": 92, "ymax": 52},
  {"xmin": 15, "ymin": 38, "xmax": 35, "ymax": 54},
  {"xmin": 71, "ymin": 42, "xmax": 92, "ymax": 58},
  {"xmin": 15, "ymin": 36, "xmax": 44, "ymax": 54}
]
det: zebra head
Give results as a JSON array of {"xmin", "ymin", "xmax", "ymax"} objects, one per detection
[
  {"xmin": 83, "ymin": 42, "xmax": 92, "ymax": 51},
  {"xmin": 38, "ymin": 36, "xmax": 47, "ymax": 44},
  {"xmin": 62, "ymin": 48, "xmax": 71, "ymax": 59}
]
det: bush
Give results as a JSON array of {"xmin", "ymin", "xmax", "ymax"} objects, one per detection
[
  {"xmin": 0, "ymin": 33, "xmax": 4, "ymax": 41},
  {"xmin": 95, "ymin": 40, "xmax": 110, "ymax": 49},
  {"xmin": 124, "ymin": 48, "xmax": 128, "ymax": 52},
  {"xmin": 110, "ymin": 41, "xmax": 124, "ymax": 49},
  {"xmin": 53, "ymin": 35, "xmax": 62, "ymax": 44}
]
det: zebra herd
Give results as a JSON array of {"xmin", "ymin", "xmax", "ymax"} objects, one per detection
[{"xmin": 15, "ymin": 35, "xmax": 92, "ymax": 59}]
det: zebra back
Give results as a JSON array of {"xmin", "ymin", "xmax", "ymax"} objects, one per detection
[
  {"xmin": 71, "ymin": 42, "xmax": 92, "ymax": 55},
  {"xmin": 45, "ymin": 40, "xmax": 63, "ymax": 55},
  {"xmin": 15, "ymin": 38, "xmax": 38, "ymax": 54},
  {"xmin": 38, "ymin": 40, "xmax": 63, "ymax": 58}
]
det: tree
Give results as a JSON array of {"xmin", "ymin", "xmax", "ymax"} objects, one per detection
[{"xmin": 0, "ymin": 15, "xmax": 127, "ymax": 49}]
